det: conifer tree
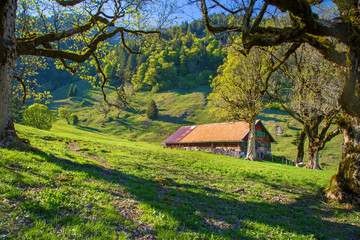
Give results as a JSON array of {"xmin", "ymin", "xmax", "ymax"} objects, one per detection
[
  {"xmin": 146, "ymin": 100, "xmax": 158, "ymax": 120},
  {"xmin": 73, "ymin": 85, "xmax": 78, "ymax": 96},
  {"xmin": 67, "ymin": 84, "xmax": 74, "ymax": 98}
]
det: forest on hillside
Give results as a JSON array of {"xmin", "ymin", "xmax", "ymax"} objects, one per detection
[{"xmin": 14, "ymin": 14, "xmax": 231, "ymax": 97}]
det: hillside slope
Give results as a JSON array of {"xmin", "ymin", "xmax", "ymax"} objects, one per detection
[
  {"xmin": 47, "ymin": 80, "xmax": 343, "ymax": 171},
  {"xmin": 0, "ymin": 124, "xmax": 359, "ymax": 239}
]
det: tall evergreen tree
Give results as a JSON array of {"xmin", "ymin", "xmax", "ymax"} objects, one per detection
[
  {"xmin": 67, "ymin": 84, "xmax": 74, "ymax": 98},
  {"xmin": 146, "ymin": 100, "xmax": 158, "ymax": 120},
  {"xmin": 73, "ymin": 85, "xmax": 78, "ymax": 96}
]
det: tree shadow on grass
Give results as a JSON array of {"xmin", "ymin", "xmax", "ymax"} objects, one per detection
[
  {"xmin": 10, "ymin": 147, "xmax": 359, "ymax": 239},
  {"xmin": 75, "ymin": 125, "xmax": 101, "ymax": 133},
  {"xmin": 157, "ymin": 114, "xmax": 194, "ymax": 125},
  {"xmin": 258, "ymin": 114, "xmax": 286, "ymax": 123}
]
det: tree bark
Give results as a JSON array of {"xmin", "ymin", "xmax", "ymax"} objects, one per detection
[
  {"xmin": 246, "ymin": 119, "xmax": 258, "ymax": 161},
  {"xmin": 296, "ymin": 129, "xmax": 306, "ymax": 166},
  {"xmin": 0, "ymin": 0, "xmax": 18, "ymax": 147},
  {"xmin": 306, "ymin": 145, "xmax": 321, "ymax": 170},
  {"xmin": 325, "ymin": 114, "xmax": 360, "ymax": 205}
]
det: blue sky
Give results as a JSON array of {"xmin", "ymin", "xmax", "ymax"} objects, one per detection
[{"xmin": 173, "ymin": 0, "xmax": 338, "ymax": 25}]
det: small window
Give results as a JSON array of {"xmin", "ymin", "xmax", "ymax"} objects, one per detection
[{"xmin": 262, "ymin": 132, "xmax": 266, "ymax": 137}]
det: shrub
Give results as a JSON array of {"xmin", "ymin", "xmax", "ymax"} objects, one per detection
[
  {"xmin": 23, "ymin": 104, "xmax": 56, "ymax": 130},
  {"xmin": 71, "ymin": 114, "xmax": 79, "ymax": 125},
  {"xmin": 58, "ymin": 107, "xmax": 71, "ymax": 124},
  {"xmin": 146, "ymin": 100, "xmax": 158, "ymax": 120},
  {"xmin": 267, "ymin": 101, "xmax": 283, "ymax": 111}
]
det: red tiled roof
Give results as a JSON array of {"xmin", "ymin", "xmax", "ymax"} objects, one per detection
[
  {"xmin": 180, "ymin": 121, "xmax": 250, "ymax": 143},
  {"xmin": 163, "ymin": 120, "xmax": 275, "ymax": 144},
  {"xmin": 163, "ymin": 126, "xmax": 196, "ymax": 143}
]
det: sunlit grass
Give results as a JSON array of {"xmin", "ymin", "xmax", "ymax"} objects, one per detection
[
  {"xmin": 0, "ymin": 124, "xmax": 358, "ymax": 239},
  {"xmin": 45, "ymin": 80, "xmax": 344, "ymax": 171}
]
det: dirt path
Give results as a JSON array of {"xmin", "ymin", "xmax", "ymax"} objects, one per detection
[{"xmin": 66, "ymin": 142, "xmax": 113, "ymax": 169}]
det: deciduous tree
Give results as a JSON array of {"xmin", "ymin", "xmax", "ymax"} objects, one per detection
[
  {"xmin": 272, "ymin": 45, "xmax": 342, "ymax": 170},
  {"xmin": 209, "ymin": 45, "xmax": 269, "ymax": 161},
  {"xmin": 58, "ymin": 107, "xmax": 71, "ymax": 124},
  {"xmin": 0, "ymin": 0, "xmax": 163, "ymax": 147},
  {"xmin": 200, "ymin": 0, "xmax": 360, "ymax": 204},
  {"xmin": 23, "ymin": 103, "xmax": 56, "ymax": 130}
]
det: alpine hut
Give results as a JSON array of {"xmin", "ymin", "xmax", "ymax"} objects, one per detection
[{"xmin": 163, "ymin": 120, "xmax": 276, "ymax": 158}]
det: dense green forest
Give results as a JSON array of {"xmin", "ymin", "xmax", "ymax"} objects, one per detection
[{"xmin": 15, "ymin": 15, "xmax": 231, "ymax": 95}]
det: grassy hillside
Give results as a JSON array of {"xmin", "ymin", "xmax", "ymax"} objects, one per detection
[
  {"xmin": 47, "ymin": 80, "xmax": 343, "ymax": 171},
  {"xmin": 1, "ymin": 123, "xmax": 359, "ymax": 239}
]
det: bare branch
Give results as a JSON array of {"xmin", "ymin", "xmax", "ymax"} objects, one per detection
[
  {"xmin": 304, "ymin": 34, "xmax": 346, "ymax": 67},
  {"xmin": 20, "ymin": 27, "xmax": 159, "ymax": 62},
  {"xmin": 210, "ymin": 0, "xmax": 246, "ymax": 15},
  {"xmin": 263, "ymin": 42, "xmax": 301, "ymax": 91},
  {"xmin": 251, "ymin": 2, "xmax": 268, "ymax": 32},
  {"xmin": 55, "ymin": 0, "xmax": 85, "ymax": 7},
  {"xmin": 201, "ymin": 0, "xmax": 242, "ymax": 33},
  {"xmin": 17, "ymin": 15, "xmax": 110, "ymax": 49},
  {"xmin": 14, "ymin": 75, "xmax": 27, "ymax": 104}
]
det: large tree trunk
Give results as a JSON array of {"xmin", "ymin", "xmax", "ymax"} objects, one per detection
[
  {"xmin": 325, "ymin": 115, "xmax": 360, "ymax": 205},
  {"xmin": 246, "ymin": 119, "xmax": 258, "ymax": 161},
  {"xmin": 325, "ymin": 51, "xmax": 360, "ymax": 205},
  {"xmin": 296, "ymin": 129, "xmax": 306, "ymax": 166},
  {"xmin": 306, "ymin": 145, "xmax": 321, "ymax": 170},
  {"xmin": 0, "ymin": 0, "xmax": 19, "ymax": 147}
]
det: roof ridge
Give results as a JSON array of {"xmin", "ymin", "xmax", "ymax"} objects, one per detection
[{"xmin": 183, "ymin": 120, "xmax": 259, "ymax": 128}]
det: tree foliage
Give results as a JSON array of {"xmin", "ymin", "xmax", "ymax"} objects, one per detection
[
  {"xmin": 273, "ymin": 45, "xmax": 342, "ymax": 169},
  {"xmin": 58, "ymin": 107, "xmax": 71, "ymax": 124},
  {"xmin": 209, "ymin": 47, "xmax": 268, "ymax": 122},
  {"xmin": 71, "ymin": 114, "xmax": 79, "ymax": 125},
  {"xmin": 209, "ymin": 44, "xmax": 270, "ymax": 160},
  {"xmin": 23, "ymin": 104, "xmax": 56, "ymax": 130},
  {"xmin": 200, "ymin": 0, "xmax": 360, "ymax": 204},
  {"xmin": 12, "ymin": 97, "xmax": 25, "ymax": 123},
  {"xmin": 99, "ymin": 17, "xmax": 228, "ymax": 93},
  {"xmin": 0, "ymin": 0, "xmax": 169, "ymax": 147},
  {"xmin": 146, "ymin": 100, "xmax": 159, "ymax": 120},
  {"xmin": 67, "ymin": 84, "xmax": 78, "ymax": 98}
]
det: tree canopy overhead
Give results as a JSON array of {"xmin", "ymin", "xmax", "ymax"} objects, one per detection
[
  {"xmin": 0, "ymin": 0, "xmax": 172, "ymax": 147},
  {"xmin": 200, "ymin": 0, "xmax": 360, "ymax": 205},
  {"xmin": 16, "ymin": 0, "xmax": 162, "ymax": 64}
]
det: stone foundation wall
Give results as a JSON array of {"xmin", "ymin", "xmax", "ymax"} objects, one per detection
[{"xmin": 211, "ymin": 148, "xmax": 241, "ymax": 158}]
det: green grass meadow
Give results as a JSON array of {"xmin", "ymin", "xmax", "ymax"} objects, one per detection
[
  {"xmin": 46, "ymin": 81, "xmax": 343, "ymax": 170},
  {"xmin": 1, "ymin": 80, "xmax": 357, "ymax": 239},
  {"xmin": 1, "ymin": 122, "xmax": 359, "ymax": 239}
]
